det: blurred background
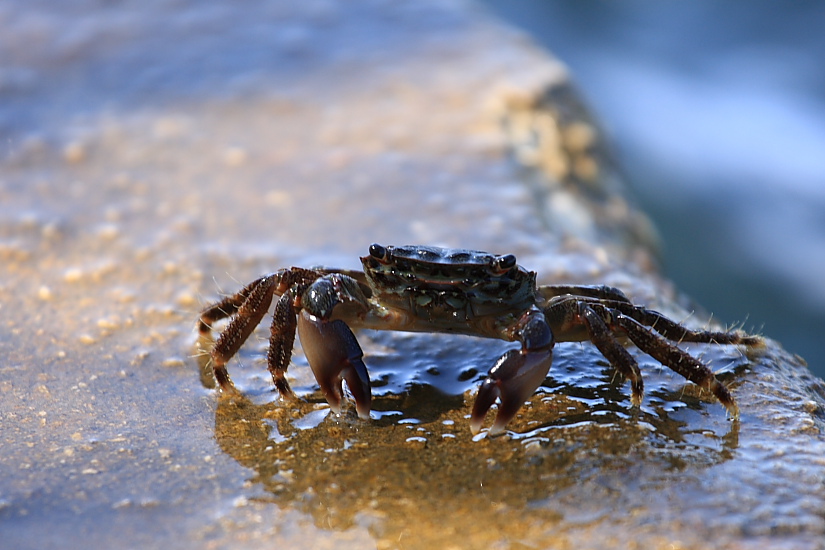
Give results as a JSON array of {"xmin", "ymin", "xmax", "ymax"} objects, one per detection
[{"xmin": 483, "ymin": 0, "xmax": 825, "ymax": 379}]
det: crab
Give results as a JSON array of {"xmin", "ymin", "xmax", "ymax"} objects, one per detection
[{"xmin": 198, "ymin": 244, "xmax": 763, "ymax": 435}]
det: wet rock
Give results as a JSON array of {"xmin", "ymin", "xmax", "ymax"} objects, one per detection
[{"xmin": 1, "ymin": 1, "xmax": 823, "ymax": 550}]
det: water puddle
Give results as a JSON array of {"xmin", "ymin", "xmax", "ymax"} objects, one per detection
[{"xmin": 198, "ymin": 326, "xmax": 759, "ymax": 547}]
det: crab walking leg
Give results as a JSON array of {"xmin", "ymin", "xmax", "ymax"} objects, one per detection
[
  {"xmin": 297, "ymin": 311, "xmax": 372, "ymax": 419},
  {"xmin": 470, "ymin": 308, "xmax": 555, "ymax": 436},
  {"xmin": 537, "ymin": 284, "xmax": 632, "ymax": 304},
  {"xmin": 609, "ymin": 303, "xmax": 765, "ymax": 348},
  {"xmin": 614, "ymin": 312, "xmax": 741, "ymax": 418},
  {"xmin": 267, "ymin": 292, "xmax": 298, "ymax": 399},
  {"xmin": 198, "ymin": 275, "xmax": 273, "ymax": 334},
  {"xmin": 209, "ymin": 275, "xmax": 280, "ymax": 391},
  {"xmin": 578, "ymin": 304, "xmax": 644, "ymax": 406},
  {"xmin": 579, "ymin": 299, "xmax": 755, "ymax": 346}
]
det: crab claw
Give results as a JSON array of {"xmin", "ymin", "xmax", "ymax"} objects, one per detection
[
  {"xmin": 470, "ymin": 348, "xmax": 553, "ymax": 436},
  {"xmin": 297, "ymin": 311, "xmax": 372, "ymax": 419}
]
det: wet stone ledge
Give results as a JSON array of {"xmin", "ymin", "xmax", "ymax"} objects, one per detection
[{"xmin": 1, "ymin": 1, "xmax": 824, "ymax": 549}]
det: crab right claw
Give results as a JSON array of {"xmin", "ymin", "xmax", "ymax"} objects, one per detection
[
  {"xmin": 470, "ymin": 347, "xmax": 553, "ymax": 436},
  {"xmin": 297, "ymin": 311, "xmax": 372, "ymax": 419}
]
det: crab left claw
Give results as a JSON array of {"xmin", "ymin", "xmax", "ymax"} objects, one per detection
[
  {"xmin": 470, "ymin": 309, "xmax": 554, "ymax": 436},
  {"xmin": 297, "ymin": 311, "xmax": 372, "ymax": 419},
  {"xmin": 470, "ymin": 348, "xmax": 553, "ymax": 436}
]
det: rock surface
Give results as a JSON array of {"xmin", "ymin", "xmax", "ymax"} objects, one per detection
[{"xmin": 1, "ymin": 1, "xmax": 824, "ymax": 549}]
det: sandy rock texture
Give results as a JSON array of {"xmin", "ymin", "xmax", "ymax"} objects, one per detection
[{"xmin": 1, "ymin": 1, "xmax": 824, "ymax": 549}]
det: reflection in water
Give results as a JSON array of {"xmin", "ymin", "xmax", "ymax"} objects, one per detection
[{"xmin": 200, "ymin": 332, "xmax": 746, "ymax": 547}]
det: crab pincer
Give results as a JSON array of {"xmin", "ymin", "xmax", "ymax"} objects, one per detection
[
  {"xmin": 297, "ymin": 311, "xmax": 372, "ymax": 419},
  {"xmin": 470, "ymin": 347, "xmax": 554, "ymax": 435},
  {"xmin": 470, "ymin": 308, "xmax": 555, "ymax": 436}
]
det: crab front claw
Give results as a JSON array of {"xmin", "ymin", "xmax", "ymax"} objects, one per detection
[
  {"xmin": 470, "ymin": 347, "xmax": 553, "ymax": 436},
  {"xmin": 297, "ymin": 310, "xmax": 372, "ymax": 419}
]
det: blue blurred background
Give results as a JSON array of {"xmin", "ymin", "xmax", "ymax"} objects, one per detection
[{"xmin": 483, "ymin": 0, "xmax": 825, "ymax": 379}]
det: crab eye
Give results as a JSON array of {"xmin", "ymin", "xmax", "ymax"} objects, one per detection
[
  {"xmin": 495, "ymin": 254, "xmax": 517, "ymax": 271},
  {"xmin": 368, "ymin": 243, "xmax": 387, "ymax": 260}
]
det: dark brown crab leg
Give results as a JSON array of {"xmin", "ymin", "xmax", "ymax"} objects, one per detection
[
  {"xmin": 198, "ymin": 275, "xmax": 274, "ymax": 334},
  {"xmin": 206, "ymin": 274, "xmax": 281, "ymax": 391},
  {"xmin": 611, "ymin": 311, "xmax": 741, "ymax": 418},
  {"xmin": 199, "ymin": 268, "xmax": 324, "ymax": 394},
  {"xmin": 604, "ymin": 301, "xmax": 764, "ymax": 348},
  {"xmin": 542, "ymin": 296, "xmax": 645, "ymax": 406},
  {"xmin": 537, "ymin": 284, "xmax": 632, "ymax": 304},
  {"xmin": 267, "ymin": 292, "xmax": 298, "ymax": 399},
  {"xmin": 579, "ymin": 304, "xmax": 644, "ymax": 406},
  {"xmin": 547, "ymin": 296, "xmax": 746, "ymax": 417},
  {"xmin": 470, "ymin": 307, "xmax": 555, "ymax": 436},
  {"xmin": 587, "ymin": 300, "xmax": 763, "ymax": 416}
]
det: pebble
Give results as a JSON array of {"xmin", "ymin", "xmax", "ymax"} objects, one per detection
[
  {"xmin": 161, "ymin": 357, "xmax": 185, "ymax": 367},
  {"xmin": 97, "ymin": 317, "xmax": 121, "ymax": 330},
  {"xmin": 78, "ymin": 334, "xmax": 97, "ymax": 345},
  {"xmin": 175, "ymin": 291, "xmax": 197, "ymax": 307}
]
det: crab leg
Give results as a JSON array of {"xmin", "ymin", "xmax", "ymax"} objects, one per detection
[
  {"xmin": 198, "ymin": 275, "xmax": 273, "ymax": 334},
  {"xmin": 613, "ymin": 312, "xmax": 740, "ymax": 418},
  {"xmin": 267, "ymin": 292, "xmax": 298, "ymax": 399},
  {"xmin": 297, "ymin": 311, "xmax": 372, "ymax": 419},
  {"xmin": 208, "ymin": 274, "xmax": 280, "ymax": 391},
  {"xmin": 470, "ymin": 308, "xmax": 554, "ymax": 436},
  {"xmin": 572, "ymin": 300, "xmax": 741, "ymax": 417},
  {"xmin": 537, "ymin": 284, "xmax": 632, "ymax": 304},
  {"xmin": 606, "ymin": 302, "xmax": 764, "ymax": 348},
  {"xmin": 579, "ymin": 304, "xmax": 644, "ymax": 406}
]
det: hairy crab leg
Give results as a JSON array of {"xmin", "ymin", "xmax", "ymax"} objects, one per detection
[
  {"xmin": 297, "ymin": 311, "xmax": 371, "ymax": 419},
  {"xmin": 198, "ymin": 275, "xmax": 273, "ymax": 334},
  {"xmin": 542, "ymin": 296, "xmax": 645, "ymax": 403},
  {"xmin": 208, "ymin": 274, "xmax": 280, "ymax": 391},
  {"xmin": 267, "ymin": 292, "xmax": 298, "ymax": 399},
  {"xmin": 470, "ymin": 308, "xmax": 554, "ymax": 436},
  {"xmin": 612, "ymin": 312, "xmax": 741, "ymax": 418},
  {"xmin": 605, "ymin": 302, "xmax": 764, "ymax": 348},
  {"xmin": 537, "ymin": 284, "xmax": 632, "ymax": 303},
  {"xmin": 578, "ymin": 304, "xmax": 644, "ymax": 406},
  {"xmin": 548, "ymin": 296, "xmax": 741, "ymax": 416}
]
